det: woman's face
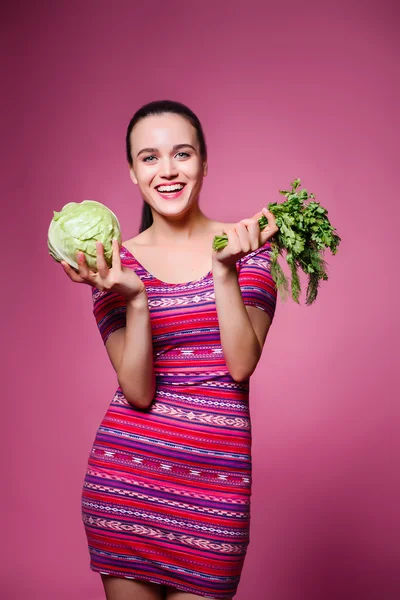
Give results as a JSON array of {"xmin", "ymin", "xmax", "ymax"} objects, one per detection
[{"xmin": 129, "ymin": 113, "xmax": 207, "ymax": 218}]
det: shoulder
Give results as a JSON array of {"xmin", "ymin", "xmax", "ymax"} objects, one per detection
[
  {"xmin": 240, "ymin": 240, "xmax": 273, "ymax": 271},
  {"xmin": 123, "ymin": 221, "xmax": 237, "ymax": 250},
  {"xmin": 122, "ymin": 230, "xmax": 149, "ymax": 254},
  {"xmin": 211, "ymin": 221, "xmax": 237, "ymax": 233}
]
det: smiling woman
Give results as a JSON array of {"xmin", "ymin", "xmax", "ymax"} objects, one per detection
[
  {"xmin": 71, "ymin": 100, "xmax": 279, "ymax": 600},
  {"xmin": 126, "ymin": 105, "xmax": 208, "ymax": 230}
]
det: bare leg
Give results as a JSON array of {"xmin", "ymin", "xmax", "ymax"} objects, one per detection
[
  {"xmin": 101, "ymin": 574, "xmax": 165, "ymax": 600},
  {"xmin": 165, "ymin": 588, "xmax": 231, "ymax": 600}
]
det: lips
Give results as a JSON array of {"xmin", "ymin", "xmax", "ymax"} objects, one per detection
[
  {"xmin": 155, "ymin": 182, "xmax": 187, "ymax": 199},
  {"xmin": 155, "ymin": 182, "xmax": 186, "ymax": 193}
]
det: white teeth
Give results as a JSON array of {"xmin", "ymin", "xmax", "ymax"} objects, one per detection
[{"xmin": 157, "ymin": 184, "xmax": 184, "ymax": 193}]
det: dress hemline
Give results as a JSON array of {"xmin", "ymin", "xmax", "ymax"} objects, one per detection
[{"xmin": 90, "ymin": 565, "xmax": 231, "ymax": 599}]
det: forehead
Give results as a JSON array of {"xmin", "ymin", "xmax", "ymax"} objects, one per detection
[{"xmin": 130, "ymin": 113, "xmax": 198, "ymax": 150}]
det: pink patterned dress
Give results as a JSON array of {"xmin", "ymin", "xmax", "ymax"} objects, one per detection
[{"xmin": 81, "ymin": 241, "xmax": 277, "ymax": 599}]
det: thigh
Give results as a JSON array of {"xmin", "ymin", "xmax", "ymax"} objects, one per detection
[
  {"xmin": 165, "ymin": 588, "xmax": 230, "ymax": 600},
  {"xmin": 101, "ymin": 574, "xmax": 166, "ymax": 600}
]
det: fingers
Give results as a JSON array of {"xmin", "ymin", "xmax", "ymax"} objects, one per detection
[
  {"xmin": 111, "ymin": 238, "xmax": 121, "ymax": 271},
  {"xmin": 235, "ymin": 222, "xmax": 252, "ymax": 253},
  {"xmin": 225, "ymin": 228, "xmax": 242, "ymax": 256},
  {"xmin": 223, "ymin": 219, "xmax": 259, "ymax": 262},
  {"xmin": 61, "ymin": 242, "xmax": 122, "ymax": 288},
  {"xmin": 250, "ymin": 210, "xmax": 264, "ymax": 221},
  {"xmin": 61, "ymin": 261, "xmax": 86, "ymax": 283},
  {"xmin": 260, "ymin": 207, "xmax": 279, "ymax": 241},
  {"xmin": 235, "ymin": 207, "xmax": 279, "ymax": 253},
  {"xmin": 224, "ymin": 217, "xmax": 261, "ymax": 258},
  {"xmin": 93, "ymin": 239, "xmax": 121, "ymax": 288},
  {"xmin": 96, "ymin": 241, "xmax": 109, "ymax": 279},
  {"xmin": 238, "ymin": 217, "xmax": 261, "ymax": 251},
  {"xmin": 76, "ymin": 252, "xmax": 96, "ymax": 285}
]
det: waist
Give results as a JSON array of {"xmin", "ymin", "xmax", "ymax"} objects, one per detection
[{"xmin": 155, "ymin": 369, "xmax": 247, "ymax": 386}]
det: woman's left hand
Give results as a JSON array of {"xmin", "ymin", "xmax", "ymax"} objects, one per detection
[{"xmin": 212, "ymin": 207, "xmax": 279, "ymax": 269}]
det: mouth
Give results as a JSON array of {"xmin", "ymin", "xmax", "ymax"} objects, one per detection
[{"xmin": 155, "ymin": 182, "xmax": 186, "ymax": 199}]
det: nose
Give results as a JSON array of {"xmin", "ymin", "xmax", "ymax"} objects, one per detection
[{"xmin": 159, "ymin": 156, "xmax": 179, "ymax": 179}]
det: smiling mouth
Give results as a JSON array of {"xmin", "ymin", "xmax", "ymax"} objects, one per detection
[{"xmin": 156, "ymin": 183, "xmax": 185, "ymax": 193}]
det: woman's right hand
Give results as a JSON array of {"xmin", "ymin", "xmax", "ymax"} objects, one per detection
[{"xmin": 61, "ymin": 239, "xmax": 146, "ymax": 301}]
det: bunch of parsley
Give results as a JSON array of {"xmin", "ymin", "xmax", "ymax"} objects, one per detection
[{"xmin": 212, "ymin": 178, "xmax": 341, "ymax": 305}]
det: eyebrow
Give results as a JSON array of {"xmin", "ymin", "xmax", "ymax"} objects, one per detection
[{"xmin": 136, "ymin": 144, "xmax": 197, "ymax": 158}]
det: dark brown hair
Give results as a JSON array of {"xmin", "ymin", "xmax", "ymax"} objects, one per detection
[{"xmin": 126, "ymin": 100, "xmax": 207, "ymax": 233}]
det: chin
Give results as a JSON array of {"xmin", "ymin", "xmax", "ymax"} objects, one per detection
[{"xmin": 149, "ymin": 188, "xmax": 198, "ymax": 212}]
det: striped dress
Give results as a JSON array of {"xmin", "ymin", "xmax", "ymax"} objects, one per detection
[{"xmin": 81, "ymin": 241, "xmax": 277, "ymax": 599}]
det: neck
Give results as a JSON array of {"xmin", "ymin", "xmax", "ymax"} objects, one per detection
[{"xmin": 147, "ymin": 203, "xmax": 213, "ymax": 245}]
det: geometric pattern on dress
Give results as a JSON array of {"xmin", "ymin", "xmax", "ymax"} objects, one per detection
[{"xmin": 82, "ymin": 241, "xmax": 277, "ymax": 599}]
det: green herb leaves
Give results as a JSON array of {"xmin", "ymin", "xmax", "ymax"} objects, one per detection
[{"xmin": 212, "ymin": 178, "xmax": 341, "ymax": 305}]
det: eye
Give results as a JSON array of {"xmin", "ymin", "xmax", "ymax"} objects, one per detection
[
  {"xmin": 143, "ymin": 155, "xmax": 156, "ymax": 163},
  {"xmin": 176, "ymin": 152, "xmax": 190, "ymax": 159}
]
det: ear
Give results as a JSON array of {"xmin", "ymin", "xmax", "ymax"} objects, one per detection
[
  {"xmin": 203, "ymin": 161, "xmax": 208, "ymax": 177},
  {"xmin": 129, "ymin": 164, "xmax": 138, "ymax": 185}
]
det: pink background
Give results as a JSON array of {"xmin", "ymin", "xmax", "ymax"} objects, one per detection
[{"xmin": 3, "ymin": 1, "xmax": 399, "ymax": 599}]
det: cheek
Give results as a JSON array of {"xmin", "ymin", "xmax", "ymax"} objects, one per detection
[
  {"xmin": 186, "ymin": 162, "xmax": 204, "ymax": 182},
  {"xmin": 136, "ymin": 165, "xmax": 155, "ymax": 184}
]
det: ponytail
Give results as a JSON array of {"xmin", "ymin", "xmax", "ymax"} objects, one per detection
[{"xmin": 139, "ymin": 202, "xmax": 153, "ymax": 234}]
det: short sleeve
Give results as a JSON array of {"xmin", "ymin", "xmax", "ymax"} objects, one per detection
[
  {"xmin": 238, "ymin": 242, "xmax": 277, "ymax": 321},
  {"xmin": 92, "ymin": 287, "xmax": 127, "ymax": 345}
]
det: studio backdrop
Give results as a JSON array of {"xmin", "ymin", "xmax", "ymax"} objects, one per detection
[{"xmin": 3, "ymin": 1, "xmax": 398, "ymax": 599}]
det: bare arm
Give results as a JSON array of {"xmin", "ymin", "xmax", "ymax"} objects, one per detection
[
  {"xmin": 105, "ymin": 290, "xmax": 156, "ymax": 409},
  {"xmin": 213, "ymin": 264, "xmax": 272, "ymax": 382},
  {"xmin": 62, "ymin": 239, "xmax": 155, "ymax": 410},
  {"xmin": 212, "ymin": 207, "xmax": 278, "ymax": 382}
]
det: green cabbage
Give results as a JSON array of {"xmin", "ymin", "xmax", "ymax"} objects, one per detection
[{"xmin": 47, "ymin": 200, "xmax": 121, "ymax": 272}]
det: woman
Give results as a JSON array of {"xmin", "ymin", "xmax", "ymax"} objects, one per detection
[{"xmin": 61, "ymin": 100, "xmax": 279, "ymax": 600}]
